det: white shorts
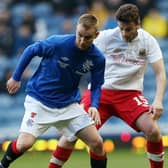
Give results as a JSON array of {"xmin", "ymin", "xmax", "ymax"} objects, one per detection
[{"xmin": 19, "ymin": 95, "xmax": 94, "ymax": 141}]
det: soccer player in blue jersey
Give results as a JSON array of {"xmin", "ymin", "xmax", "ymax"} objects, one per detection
[{"xmin": 0, "ymin": 13, "xmax": 107, "ymax": 168}]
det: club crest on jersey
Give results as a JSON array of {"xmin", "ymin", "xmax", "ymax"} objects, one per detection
[
  {"xmin": 31, "ymin": 112, "xmax": 37, "ymax": 118},
  {"xmin": 75, "ymin": 59, "xmax": 93, "ymax": 75},
  {"xmin": 82, "ymin": 60, "xmax": 93, "ymax": 71},
  {"xmin": 138, "ymin": 49, "xmax": 146, "ymax": 57}
]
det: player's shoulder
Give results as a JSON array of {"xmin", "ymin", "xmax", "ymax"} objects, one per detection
[
  {"xmin": 97, "ymin": 27, "xmax": 121, "ymax": 43},
  {"xmin": 138, "ymin": 28, "xmax": 160, "ymax": 48},
  {"xmin": 99, "ymin": 27, "xmax": 119, "ymax": 36},
  {"xmin": 138, "ymin": 28, "xmax": 156, "ymax": 41},
  {"xmin": 92, "ymin": 43, "xmax": 104, "ymax": 54},
  {"xmin": 91, "ymin": 44, "xmax": 105, "ymax": 61},
  {"xmin": 46, "ymin": 34, "xmax": 75, "ymax": 43}
]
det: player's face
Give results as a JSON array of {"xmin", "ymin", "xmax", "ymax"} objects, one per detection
[
  {"xmin": 75, "ymin": 24, "xmax": 99, "ymax": 50},
  {"xmin": 118, "ymin": 21, "xmax": 140, "ymax": 42}
]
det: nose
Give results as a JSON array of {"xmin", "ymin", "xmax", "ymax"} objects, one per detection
[
  {"xmin": 122, "ymin": 30, "xmax": 127, "ymax": 36},
  {"xmin": 80, "ymin": 37, "xmax": 85, "ymax": 44},
  {"xmin": 122, "ymin": 31, "xmax": 130, "ymax": 39},
  {"xmin": 80, "ymin": 38, "xmax": 87, "ymax": 47}
]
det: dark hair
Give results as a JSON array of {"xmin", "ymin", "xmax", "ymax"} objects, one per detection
[
  {"xmin": 115, "ymin": 4, "xmax": 140, "ymax": 24},
  {"xmin": 77, "ymin": 13, "xmax": 99, "ymax": 30}
]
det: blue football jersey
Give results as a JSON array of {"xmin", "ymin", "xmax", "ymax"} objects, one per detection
[{"xmin": 13, "ymin": 34, "xmax": 105, "ymax": 108}]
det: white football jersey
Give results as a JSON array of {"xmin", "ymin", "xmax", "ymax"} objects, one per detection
[{"xmin": 94, "ymin": 27, "xmax": 162, "ymax": 91}]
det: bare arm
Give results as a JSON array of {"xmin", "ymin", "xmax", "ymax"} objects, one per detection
[{"xmin": 151, "ymin": 58, "xmax": 167, "ymax": 120}]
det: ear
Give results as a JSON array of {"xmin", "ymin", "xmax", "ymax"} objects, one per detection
[
  {"xmin": 137, "ymin": 19, "xmax": 141, "ymax": 28},
  {"xmin": 95, "ymin": 31, "xmax": 100, "ymax": 38},
  {"xmin": 137, "ymin": 24, "xmax": 141, "ymax": 29}
]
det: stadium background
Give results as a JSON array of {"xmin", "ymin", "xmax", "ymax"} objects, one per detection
[{"xmin": 0, "ymin": 0, "xmax": 168, "ymax": 153}]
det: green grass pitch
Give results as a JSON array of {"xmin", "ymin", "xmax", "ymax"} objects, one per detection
[{"xmin": 1, "ymin": 148, "xmax": 168, "ymax": 168}]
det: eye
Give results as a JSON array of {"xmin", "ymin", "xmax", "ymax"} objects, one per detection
[
  {"xmin": 85, "ymin": 36, "xmax": 92, "ymax": 40},
  {"xmin": 78, "ymin": 33, "xmax": 82, "ymax": 37},
  {"xmin": 126, "ymin": 28, "xmax": 131, "ymax": 32}
]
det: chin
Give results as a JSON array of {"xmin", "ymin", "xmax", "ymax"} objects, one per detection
[
  {"xmin": 125, "ymin": 38, "xmax": 132, "ymax": 42},
  {"xmin": 80, "ymin": 46, "xmax": 88, "ymax": 50}
]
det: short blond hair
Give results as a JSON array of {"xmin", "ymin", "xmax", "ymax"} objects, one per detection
[{"xmin": 77, "ymin": 13, "xmax": 99, "ymax": 31}]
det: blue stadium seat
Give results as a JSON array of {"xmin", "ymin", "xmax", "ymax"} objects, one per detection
[
  {"xmin": 156, "ymin": 0, "xmax": 168, "ymax": 11},
  {"xmin": 32, "ymin": 3, "xmax": 53, "ymax": 20},
  {"xmin": 0, "ymin": 94, "xmax": 15, "ymax": 108},
  {"xmin": 10, "ymin": 3, "xmax": 31, "ymax": 26}
]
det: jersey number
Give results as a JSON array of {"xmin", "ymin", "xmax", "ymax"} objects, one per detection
[{"xmin": 133, "ymin": 96, "xmax": 148, "ymax": 106}]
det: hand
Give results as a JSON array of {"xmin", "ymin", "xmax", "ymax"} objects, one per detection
[
  {"xmin": 6, "ymin": 78, "xmax": 21, "ymax": 94},
  {"xmin": 88, "ymin": 107, "xmax": 101, "ymax": 125},
  {"xmin": 150, "ymin": 101, "xmax": 163, "ymax": 120}
]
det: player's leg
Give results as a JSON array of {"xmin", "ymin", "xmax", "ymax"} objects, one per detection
[
  {"xmin": 76, "ymin": 124, "xmax": 107, "ymax": 168},
  {"xmin": 135, "ymin": 112, "xmax": 164, "ymax": 168},
  {"xmin": 82, "ymin": 90, "xmax": 110, "ymax": 168},
  {"xmin": 111, "ymin": 90, "xmax": 164, "ymax": 168},
  {"xmin": 48, "ymin": 90, "xmax": 110, "ymax": 168},
  {"xmin": 0, "ymin": 95, "xmax": 50, "ymax": 168},
  {"xmin": 48, "ymin": 135, "xmax": 76, "ymax": 168},
  {"xmin": 48, "ymin": 132, "xmax": 108, "ymax": 168},
  {"xmin": 48, "ymin": 121, "xmax": 107, "ymax": 168},
  {"xmin": 0, "ymin": 120, "xmax": 49, "ymax": 168},
  {"xmin": 87, "ymin": 104, "xmax": 110, "ymax": 168},
  {"xmin": 49, "ymin": 111, "xmax": 107, "ymax": 168},
  {"xmin": 48, "ymin": 126, "xmax": 107, "ymax": 168},
  {"xmin": 0, "ymin": 133, "xmax": 36, "ymax": 168}
]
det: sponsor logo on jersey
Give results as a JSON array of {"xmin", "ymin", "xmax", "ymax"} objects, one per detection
[
  {"xmin": 57, "ymin": 60, "xmax": 69, "ymax": 68},
  {"xmin": 112, "ymin": 54, "xmax": 146, "ymax": 65}
]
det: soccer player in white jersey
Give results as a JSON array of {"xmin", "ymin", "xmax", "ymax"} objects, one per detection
[
  {"xmin": 49, "ymin": 3, "xmax": 167, "ymax": 168},
  {"xmin": 0, "ymin": 14, "xmax": 107, "ymax": 168}
]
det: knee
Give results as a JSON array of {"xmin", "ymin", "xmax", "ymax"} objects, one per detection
[
  {"xmin": 144, "ymin": 125, "xmax": 161, "ymax": 141},
  {"xmin": 16, "ymin": 136, "xmax": 35, "ymax": 152},
  {"xmin": 90, "ymin": 137, "xmax": 104, "ymax": 154},
  {"xmin": 17, "ymin": 140, "xmax": 33, "ymax": 152}
]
